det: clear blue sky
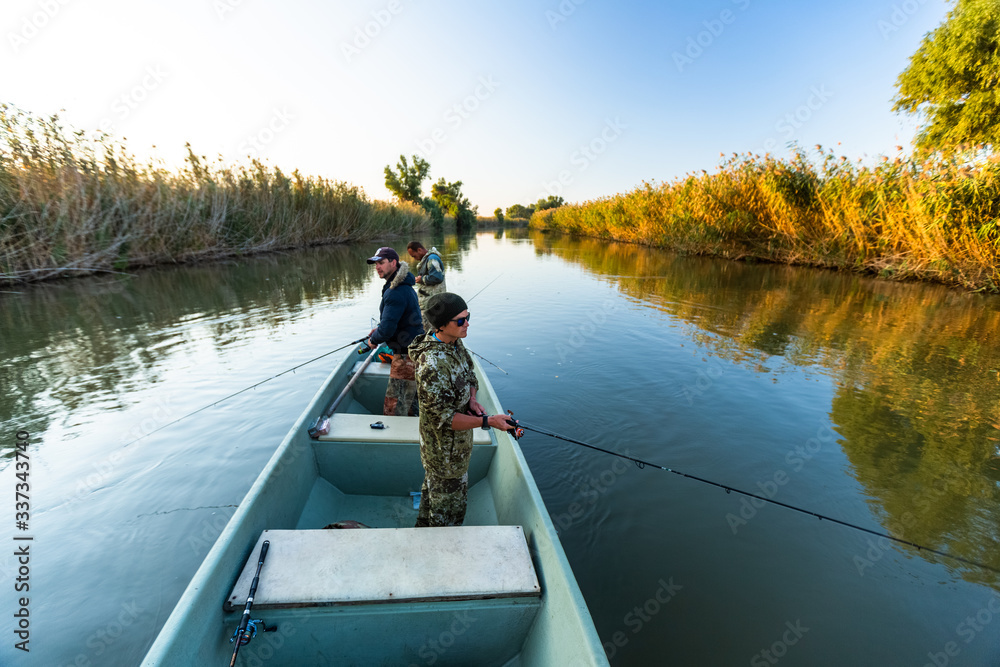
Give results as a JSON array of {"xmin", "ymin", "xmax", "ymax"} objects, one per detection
[{"xmin": 4, "ymin": 0, "xmax": 949, "ymax": 214}]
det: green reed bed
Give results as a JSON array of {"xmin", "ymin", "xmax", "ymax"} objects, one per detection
[
  {"xmin": 0, "ymin": 104, "xmax": 427, "ymax": 284},
  {"xmin": 531, "ymin": 148, "xmax": 1000, "ymax": 292}
]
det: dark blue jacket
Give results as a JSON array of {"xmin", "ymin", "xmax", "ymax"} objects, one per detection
[{"xmin": 371, "ymin": 262, "xmax": 423, "ymax": 354}]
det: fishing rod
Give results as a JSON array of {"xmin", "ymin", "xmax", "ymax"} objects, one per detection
[
  {"xmin": 469, "ymin": 350, "xmax": 508, "ymax": 375},
  {"xmin": 229, "ymin": 540, "xmax": 273, "ymax": 667},
  {"xmin": 512, "ymin": 418, "xmax": 1000, "ymax": 576},
  {"xmin": 308, "ymin": 345, "xmax": 380, "ymax": 438},
  {"xmin": 121, "ymin": 337, "xmax": 368, "ymax": 448}
]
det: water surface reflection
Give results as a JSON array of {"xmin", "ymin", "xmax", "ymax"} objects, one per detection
[
  {"xmin": 2, "ymin": 230, "xmax": 998, "ymax": 666},
  {"xmin": 535, "ymin": 232, "xmax": 1000, "ymax": 584}
]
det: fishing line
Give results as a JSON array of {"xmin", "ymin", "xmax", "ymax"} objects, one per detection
[
  {"xmin": 120, "ymin": 337, "xmax": 368, "ymax": 448},
  {"xmin": 461, "ymin": 271, "xmax": 508, "ymax": 373},
  {"xmin": 516, "ymin": 420, "xmax": 1000, "ymax": 576},
  {"xmin": 466, "ymin": 271, "xmax": 504, "ymax": 302}
]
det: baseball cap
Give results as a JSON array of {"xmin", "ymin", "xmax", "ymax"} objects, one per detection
[{"xmin": 366, "ymin": 247, "xmax": 399, "ymax": 264}]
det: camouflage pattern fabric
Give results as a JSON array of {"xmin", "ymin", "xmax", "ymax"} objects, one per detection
[
  {"xmin": 383, "ymin": 354, "xmax": 417, "ymax": 416},
  {"xmin": 409, "ymin": 333, "xmax": 479, "ymax": 526},
  {"xmin": 414, "ymin": 471, "xmax": 468, "ymax": 527},
  {"xmin": 416, "ymin": 249, "xmax": 447, "ymax": 332}
]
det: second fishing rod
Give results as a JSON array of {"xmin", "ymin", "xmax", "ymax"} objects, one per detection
[{"xmin": 502, "ymin": 415, "xmax": 1000, "ymax": 577}]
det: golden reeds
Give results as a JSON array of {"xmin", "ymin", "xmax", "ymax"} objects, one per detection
[
  {"xmin": 0, "ymin": 104, "xmax": 428, "ymax": 283},
  {"xmin": 531, "ymin": 147, "xmax": 1000, "ymax": 292}
]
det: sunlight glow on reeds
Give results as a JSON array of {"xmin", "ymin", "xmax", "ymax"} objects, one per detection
[
  {"xmin": 0, "ymin": 104, "xmax": 428, "ymax": 283},
  {"xmin": 531, "ymin": 146, "xmax": 1000, "ymax": 292}
]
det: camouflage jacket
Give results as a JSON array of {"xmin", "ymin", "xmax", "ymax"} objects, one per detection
[
  {"xmin": 409, "ymin": 332, "xmax": 479, "ymax": 479},
  {"xmin": 415, "ymin": 248, "xmax": 447, "ymax": 302}
]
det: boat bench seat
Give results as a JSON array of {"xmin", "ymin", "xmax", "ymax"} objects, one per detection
[
  {"xmin": 225, "ymin": 526, "xmax": 541, "ymax": 610},
  {"xmin": 312, "ymin": 414, "xmax": 494, "ymax": 494},
  {"xmin": 317, "ymin": 413, "xmax": 492, "ymax": 444}
]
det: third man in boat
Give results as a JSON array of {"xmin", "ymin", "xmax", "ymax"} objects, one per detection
[
  {"xmin": 406, "ymin": 241, "xmax": 447, "ymax": 333},
  {"xmin": 365, "ymin": 246, "xmax": 423, "ymax": 416}
]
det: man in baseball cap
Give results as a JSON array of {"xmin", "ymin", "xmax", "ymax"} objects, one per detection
[
  {"xmin": 364, "ymin": 246, "xmax": 422, "ymax": 415},
  {"xmin": 366, "ymin": 246, "xmax": 400, "ymax": 264}
]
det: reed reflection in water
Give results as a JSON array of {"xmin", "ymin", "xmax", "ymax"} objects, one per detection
[{"xmin": 534, "ymin": 232, "xmax": 1000, "ymax": 585}]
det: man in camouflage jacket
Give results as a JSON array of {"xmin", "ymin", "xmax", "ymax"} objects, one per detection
[
  {"xmin": 410, "ymin": 292, "xmax": 513, "ymax": 526},
  {"xmin": 406, "ymin": 241, "xmax": 447, "ymax": 333}
]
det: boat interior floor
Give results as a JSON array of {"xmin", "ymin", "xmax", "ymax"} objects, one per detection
[
  {"xmin": 296, "ymin": 474, "xmax": 500, "ymax": 530},
  {"xmin": 300, "ymin": 407, "xmax": 499, "ymax": 530}
]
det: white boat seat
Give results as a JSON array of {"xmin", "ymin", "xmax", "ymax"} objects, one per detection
[
  {"xmin": 224, "ymin": 526, "xmax": 541, "ymax": 610},
  {"xmin": 354, "ymin": 359, "xmax": 390, "ymax": 376},
  {"xmin": 317, "ymin": 413, "xmax": 492, "ymax": 445}
]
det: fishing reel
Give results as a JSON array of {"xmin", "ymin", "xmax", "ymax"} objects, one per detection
[
  {"xmin": 505, "ymin": 410, "xmax": 524, "ymax": 441},
  {"xmin": 231, "ymin": 618, "xmax": 274, "ymax": 647},
  {"xmin": 358, "ymin": 340, "xmax": 394, "ymax": 363}
]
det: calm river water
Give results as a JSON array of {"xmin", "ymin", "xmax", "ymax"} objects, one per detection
[{"xmin": 2, "ymin": 230, "xmax": 1000, "ymax": 666}]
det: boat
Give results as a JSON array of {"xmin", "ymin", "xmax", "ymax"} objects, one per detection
[{"xmin": 141, "ymin": 345, "xmax": 609, "ymax": 666}]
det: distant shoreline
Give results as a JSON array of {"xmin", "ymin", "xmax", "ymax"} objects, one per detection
[{"xmin": 6, "ymin": 106, "xmax": 997, "ymax": 291}]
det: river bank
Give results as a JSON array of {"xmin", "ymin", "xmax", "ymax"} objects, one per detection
[
  {"xmin": 530, "ymin": 147, "xmax": 1000, "ymax": 293},
  {"xmin": 7, "ymin": 101, "xmax": 999, "ymax": 292},
  {"xmin": 0, "ymin": 104, "xmax": 428, "ymax": 285}
]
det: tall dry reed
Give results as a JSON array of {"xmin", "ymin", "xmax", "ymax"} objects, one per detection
[
  {"xmin": 0, "ymin": 103, "xmax": 427, "ymax": 283},
  {"xmin": 531, "ymin": 147, "xmax": 1000, "ymax": 291}
]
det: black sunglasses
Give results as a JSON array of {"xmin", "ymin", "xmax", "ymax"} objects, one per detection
[{"xmin": 450, "ymin": 313, "xmax": 470, "ymax": 326}]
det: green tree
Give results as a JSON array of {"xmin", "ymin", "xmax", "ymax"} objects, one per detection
[
  {"xmin": 893, "ymin": 0, "xmax": 1000, "ymax": 152},
  {"xmin": 384, "ymin": 154, "xmax": 431, "ymax": 203},
  {"xmin": 430, "ymin": 177, "xmax": 477, "ymax": 229},
  {"xmin": 534, "ymin": 195, "xmax": 565, "ymax": 211},
  {"xmin": 422, "ymin": 197, "xmax": 444, "ymax": 225},
  {"xmin": 494, "ymin": 207, "xmax": 504, "ymax": 223},
  {"xmin": 505, "ymin": 204, "xmax": 534, "ymax": 220}
]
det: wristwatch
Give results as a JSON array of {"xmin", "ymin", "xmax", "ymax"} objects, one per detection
[{"xmin": 481, "ymin": 414, "xmax": 490, "ymax": 430}]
